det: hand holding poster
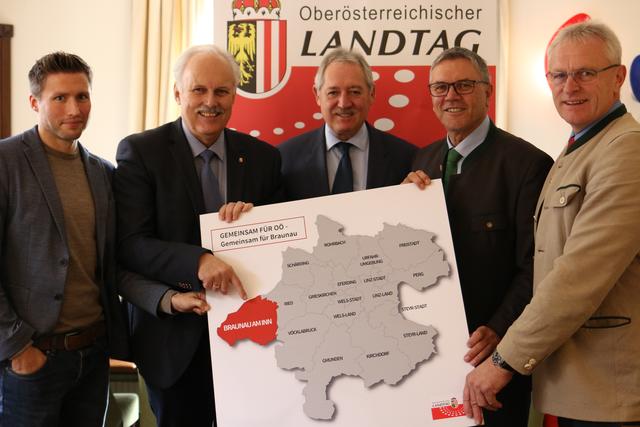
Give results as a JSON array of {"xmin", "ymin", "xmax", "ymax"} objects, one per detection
[{"xmin": 201, "ymin": 184, "xmax": 475, "ymax": 426}]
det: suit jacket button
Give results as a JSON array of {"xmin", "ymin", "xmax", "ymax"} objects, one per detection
[
  {"xmin": 524, "ymin": 358, "xmax": 537, "ymax": 371},
  {"xmin": 54, "ymin": 293, "xmax": 63, "ymax": 301},
  {"xmin": 59, "ymin": 258, "xmax": 68, "ymax": 267},
  {"xmin": 485, "ymin": 221, "xmax": 494, "ymax": 229}
]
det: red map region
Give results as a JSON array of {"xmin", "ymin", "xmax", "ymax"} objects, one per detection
[{"xmin": 217, "ymin": 296, "xmax": 278, "ymax": 346}]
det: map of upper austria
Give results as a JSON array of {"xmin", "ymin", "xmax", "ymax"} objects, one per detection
[{"xmin": 217, "ymin": 215, "xmax": 450, "ymax": 420}]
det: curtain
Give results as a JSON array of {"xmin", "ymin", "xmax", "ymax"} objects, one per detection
[
  {"xmin": 128, "ymin": 0, "xmax": 211, "ymax": 132},
  {"xmin": 496, "ymin": 0, "xmax": 510, "ymax": 129}
]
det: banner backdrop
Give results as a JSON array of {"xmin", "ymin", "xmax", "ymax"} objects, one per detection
[{"xmin": 214, "ymin": 0, "xmax": 500, "ymax": 146}]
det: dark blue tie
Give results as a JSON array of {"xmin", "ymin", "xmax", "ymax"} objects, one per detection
[
  {"xmin": 200, "ymin": 150, "xmax": 224, "ymax": 213},
  {"xmin": 331, "ymin": 142, "xmax": 353, "ymax": 194}
]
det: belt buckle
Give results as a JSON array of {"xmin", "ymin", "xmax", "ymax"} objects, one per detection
[{"xmin": 63, "ymin": 331, "xmax": 80, "ymax": 350}]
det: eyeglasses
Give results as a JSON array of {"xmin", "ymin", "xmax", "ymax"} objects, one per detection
[
  {"xmin": 545, "ymin": 64, "xmax": 620, "ymax": 86},
  {"xmin": 428, "ymin": 80, "xmax": 489, "ymax": 97}
]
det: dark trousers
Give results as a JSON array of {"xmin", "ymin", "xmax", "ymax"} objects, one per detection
[
  {"xmin": 481, "ymin": 374, "xmax": 531, "ymax": 427},
  {"xmin": 146, "ymin": 331, "xmax": 215, "ymax": 427},
  {"xmin": 0, "ymin": 340, "xmax": 109, "ymax": 427},
  {"xmin": 558, "ymin": 418, "xmax": 640, "ymax": 427}
]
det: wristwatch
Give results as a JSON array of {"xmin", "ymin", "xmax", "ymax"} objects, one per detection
[{"xmin": 491, "ymin": 350, "xmax": 516, "ymax": 373}]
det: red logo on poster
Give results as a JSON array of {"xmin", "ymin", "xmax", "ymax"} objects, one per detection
[
  {"xmin": 229, "ymin": 0, "xmax": 287, "ymax": 96},
  {"xmin": 430, "ymin": 397, "xmax": 466, "ymax": 420}
]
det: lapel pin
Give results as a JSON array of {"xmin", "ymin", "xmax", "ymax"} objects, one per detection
[{"xmin": 238, "ymin": 156, "xmax": 244, "ymax": 164}]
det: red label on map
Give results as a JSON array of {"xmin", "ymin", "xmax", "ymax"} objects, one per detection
[{"xmin": 217, "ymin": 296, "xmax": 278, "ymax": 346}]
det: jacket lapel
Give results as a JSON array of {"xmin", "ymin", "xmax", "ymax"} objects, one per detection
[
  {"xmin": 365, "ymin": 124, "xmax": 390, "ymax": 189},
  {"xmin": 225, "ymin": 129, "xmax": 247, "ymax": 201},
  {"xmin": 309, "ymin": 127, "xmax": 330, "ymax": 196},
  {"xmin": 434, "ymin": 141, "xmax": 448, "ymax": 179},
  {"xmin": 21, "ymin": 127, "xmax": 67, "ymax": 244},
  {"xmin": 167, "ymin": 118, "xmax": 204, "ymax": 214},
  {"xmin": 80, "ymin": 145, "xmax": 108, "ymax": 269}
]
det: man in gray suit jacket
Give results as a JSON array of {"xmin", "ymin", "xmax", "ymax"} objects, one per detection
[
  {"xmin": 279, "ymin": 48, "xmax": 416, "ymax": 200},
  {"xmin": 0, "ymin": 52, "xmax": 128, "ymax": 427}
]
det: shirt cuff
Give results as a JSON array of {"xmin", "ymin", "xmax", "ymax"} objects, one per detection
[{"xmin": 159, "ymin": 290, "xmax": 180, "ymax": 315}]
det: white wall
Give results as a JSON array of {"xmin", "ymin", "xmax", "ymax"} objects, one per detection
[
  {"xmin": 2, "ymin": 1, "xmax": 639, "ymax": 162},
  {"xmin": 507, "ymin": 0, "xmax": 640, "ymax": 158},
  {"xmin": 0, "ymin": 0, "xmax": 131, "ymax": 163}
]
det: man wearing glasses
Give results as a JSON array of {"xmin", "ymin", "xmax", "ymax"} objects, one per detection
[
  {"xmin": 463, "ymin": 22, "xmax": 640, "ymax": 427},
  {"xmin": 405, "ymin": 47, "xmax": 552, "ymax": 426}
]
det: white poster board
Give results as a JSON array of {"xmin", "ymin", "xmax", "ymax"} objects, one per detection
[{"xmin": 201, "ymin": 183, "xmax": 474, "ymax": 426}]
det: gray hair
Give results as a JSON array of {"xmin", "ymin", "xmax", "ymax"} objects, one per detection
[
  {"xmin": 430, "ymin": 47, "xmax": 490, "ymax": 83},
  {"xmin": 547, "ymin": 20, "xmax": 622, "ymax": 66},
  {"xmin": 313, "ymin": 48, "xmax": 374, "ymax": 92},
  {"xmin": 173, "ymin": 45, "xmax": 240, "ymax": 89}
]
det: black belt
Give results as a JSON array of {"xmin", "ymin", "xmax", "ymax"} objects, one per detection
[{"xmin": 34, "ymin": 323, "xmax": 106, "ymax": 351}]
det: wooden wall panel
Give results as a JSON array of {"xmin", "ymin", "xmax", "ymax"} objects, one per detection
[{"xmin": 0, "ymin": 24, "xmax": 14, "ymax": 138}]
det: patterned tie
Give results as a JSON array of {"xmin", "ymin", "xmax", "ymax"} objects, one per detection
[
  {"xmin": 331, "ymin": 142, "xmax": 353, "ymax": 194},
  {"xmin": 199, "ymin": 150, "xmax": 224, "ymax": 213},
  {"xmin": 443, "ymin": 148, "xmax": 463, "ymax": 193}
]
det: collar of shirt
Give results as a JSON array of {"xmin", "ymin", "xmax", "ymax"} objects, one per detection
[
  {"xmin": 182, "ymin": 120, "xmax": 226, "ymax": 161},
  {"xmin": 446, "ymin": 116, "xmax": 490, "ymax": 172},
  {"xmin": 572, "ymin": 100, "xmax": 623, "ymax": 141},
  {"xmin": 324, "ymin": 123, "xmax": 369, "ymax": 152}
]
